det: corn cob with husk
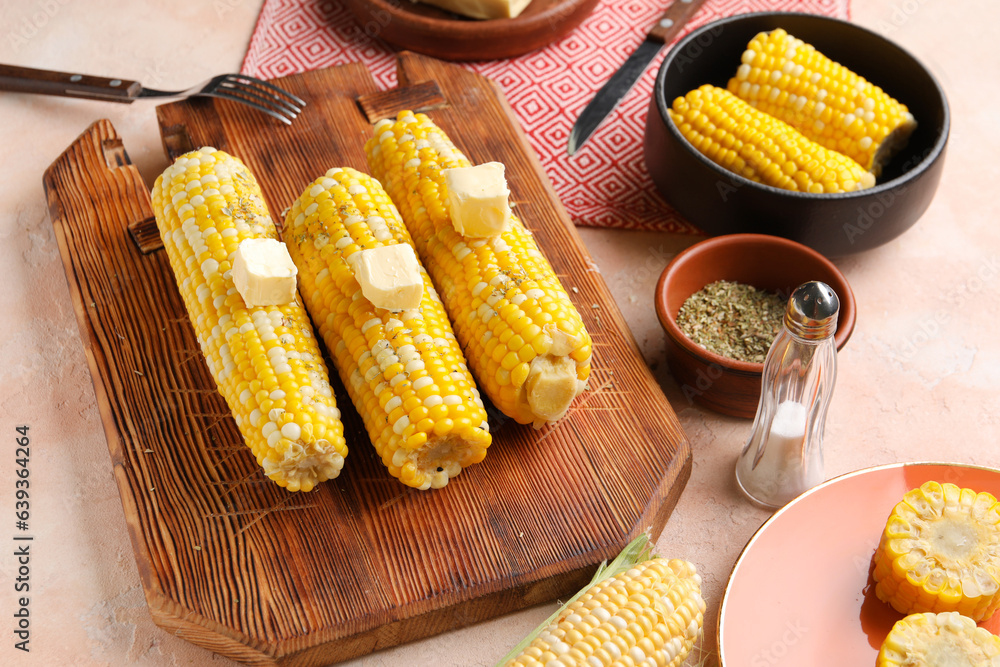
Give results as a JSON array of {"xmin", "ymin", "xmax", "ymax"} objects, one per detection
[
  {"xmin": 284, "ymin": 167, "xmax": 491, "ymax": 490},
  {"xmin": 669, "ymin": 84, "xmax": 876, "ymax": 194},
  {"xmin": 728, "ymin": 28, "xmax": 916, "ymax": 177},
  {"xmin": 151, "ymin": 147, "xmax": 347, "ymax": 491},
  {"xmin": 498, "ymin": 533, "xmax": 705, "ymax": 667},
  {"xmin": 873, "ymin": 480, "xmax": 1000, "ymax": 621},
  {"xmin": 877, "ymin": 611, "xmax": 1000, "ymax": 667},
  {"xmin": 366, "ymin": 111, "xmax": 592, "ymax": 428}
]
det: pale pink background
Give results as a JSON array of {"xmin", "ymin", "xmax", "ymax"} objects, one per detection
[{"xmin": 1, "ymin": 1, "xmax": 997, "ymax": 666}]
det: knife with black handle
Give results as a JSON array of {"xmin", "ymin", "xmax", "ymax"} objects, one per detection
[{"xmin": 567, "ymin": 0, "xmax": 708, "ymax": 156}]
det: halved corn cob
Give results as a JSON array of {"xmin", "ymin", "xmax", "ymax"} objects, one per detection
[
  {"xmin": 366, "ymin": 112, "xmax": 592, "ymax": 428},
  {"xmin": 877, "ymin": 612, "xmax": 1000, "ymax": 667},
  {"xmin": 873, "ymin": 480, "xmax": 1000, "ymax": 621},
  {"xmin": 669, "ymin": 85, "xmax": 876, "ymax": 194},
  {"xmin": 151, "ymin": 147, "xmax": 347, "ymax": 492},
  {"xmin": 504, "ymin": 556, "xmax": 705, "ymax": 666},
  {"xmin": 728, "ymin": 28, "xmax": 917, "ymax": 176},
  {"xmin": 284, "ymin": 167, "xmax": 491, "ymax": 490}
]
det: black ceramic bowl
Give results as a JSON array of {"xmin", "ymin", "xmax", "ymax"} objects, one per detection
[{"xmin": 643, "ymin": 12, "xmax": 949, "ymax": 257}]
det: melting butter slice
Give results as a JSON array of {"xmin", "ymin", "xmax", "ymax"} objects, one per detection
[
  {"xmin": 525, "ymin": 326, "xmax": 586, "ymax": 424},
  {"xmin": 354, "ymin": 244, "xmax": 423, "ymax": 311},
  {"xmin": 415, "ymin": 0, "xmax": 533, "ymax": 20},
  {"xmin": 443, "ymin": 162, "xmax": 512, "ymax": 238},
  {"xmin": 232, "ymin": 238, "xmax": 298, "ymax": 307}
]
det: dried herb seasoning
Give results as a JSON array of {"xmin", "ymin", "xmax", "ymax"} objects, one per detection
[{"xmin": 676, "ymin": 280, "xmax": 786, "ymax": 363}]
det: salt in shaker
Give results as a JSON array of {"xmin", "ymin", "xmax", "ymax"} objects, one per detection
[{"xmin": 735, "ymin": 281, "xmax": 840, "ymax": 509}]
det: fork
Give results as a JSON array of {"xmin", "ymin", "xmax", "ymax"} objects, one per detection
[{"xmin": 0, "ymin": 64, "xmax": 305, "ymax": 124}]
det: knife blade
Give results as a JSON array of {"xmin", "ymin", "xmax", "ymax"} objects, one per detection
[{"xmin": 567, "ymin": 0, "xmax": 708, "ymax": 156}]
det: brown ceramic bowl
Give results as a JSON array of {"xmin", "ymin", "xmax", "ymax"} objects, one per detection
[{"xmin": 655, "ymin": 234, "xmax": 856, "ymax": 418}]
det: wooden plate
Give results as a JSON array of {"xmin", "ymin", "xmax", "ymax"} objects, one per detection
[{"xmin": 341, "ymin": 0, "xmax": 600, "ymax": 60}]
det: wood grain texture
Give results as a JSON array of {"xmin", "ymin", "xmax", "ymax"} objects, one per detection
[
  {"xmin": 340, "ymin": 0, "xmax": 601, "ymax": 61},
  {"xmin": 357, "ymin": 79, "xmax": 447, "ymax": 124},
  {"xmin": 45, "ymin": 53, "xmax": 691, "ymax": 666}
]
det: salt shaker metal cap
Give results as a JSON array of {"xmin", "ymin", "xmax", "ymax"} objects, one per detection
[{"xmin": 784, "ymin": 281, "xmax": 840, "ymax": 340}]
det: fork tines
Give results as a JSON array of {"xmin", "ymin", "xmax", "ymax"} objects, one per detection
[{"xmin": 212, "ymin": 74, "xmax": 306, "ymax": 125}]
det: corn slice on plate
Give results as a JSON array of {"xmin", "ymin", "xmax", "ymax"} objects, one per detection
[
  {"xmin": 366, "ymin": 111, "xmax": 592, "ymax": 428},
  {"xmin": 873, "ymin": 481, "xmax": 1000, "ymax": 621},
  {"xmin": 876, "ymin": 612, "xmax": 1000, "ymax": 667},
  {"xmin": 151, "ymin": 148, "xmax": 348, "ymax": 492},
  {"xmin": 284, "ymin": 167, "xmax": 491, "ymax": 490},
  {"xmin": 718, "ymin": 463, "xmax": 1000, "ymax": 666}
]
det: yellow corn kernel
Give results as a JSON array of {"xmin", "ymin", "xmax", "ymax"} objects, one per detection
[
  {"xmin": 284, "ymin": 167, "xmax": 490, "ymax": 490},
  {"xmin": 873, "ymin": 480, "xmax": 1000, "ymax": 621},
  {"xmin": 669, "ymin": 85, "xmax": 875, "ymax": 193},
  {"xmin": 728, "ymin": 28, "xmax": 917, "ymax": 176},
  {"xmin": 366, "ymin": 112, "xmax": 591, "ymax": 428},
  {"xmin": 504, "ymin": 558, "xmax": 705, "ymax": 667},
  {"xmin": 151, "ymin": 147, "xmax": 347, "ymax": 491},
  {"xmin": 876, "ymin": 611, "xmax": 1000, "ymax": 666}
]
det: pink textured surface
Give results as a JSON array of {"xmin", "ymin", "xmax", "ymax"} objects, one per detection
[
  {"xmin": 3, "ymin": 0, "xmax": 999, "ymax": 666},
  {"xmin": 240, "ymin": 0, "xmax": 850, "ymax": 232}
]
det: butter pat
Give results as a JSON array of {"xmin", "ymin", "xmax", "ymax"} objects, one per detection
[
  {"xmin": 443, "ymin": 162, "xmax": 511, "ymax": 238},
  {"xmin": 354, "ymin": 244, "xmax": 423, "ymax": 311},
  {"xmin": 232, "ymin": 238, "xmax": 298, "ymax": 307},
  {"xmin": 415, "ymin": 0, "xmax": 533, "ymax": 20}
]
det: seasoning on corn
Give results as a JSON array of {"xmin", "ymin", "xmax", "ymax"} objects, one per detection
[
  {"xmin": 876, "ymin": 611, "xmax": 1000, "ymax": 667},
  {"xmin": 498, "ymin": 534, "xmax": 705, "ymax": 667},
  {"xmin": 366, "ymin": 111, "xmax": 592, "ymax": 428},
  {"xmin": 873, "ymin": 480, "xmax": 1000, "ymax": 621},
  {"xmin": 284, "ymin": 167, "xmax": 491, "ymax": 490},
  {"xmin": 151, "ymin": 147, "xmax": 347, "ymax": 492},
  {"xmin": 728, "ymin": 28, "xmax": 917, "ymax": 177},
  {"xmin": 669, "ymin": 85, "xmax": 876, "ymax": 194}
]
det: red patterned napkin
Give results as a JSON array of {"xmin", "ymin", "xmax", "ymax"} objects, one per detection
[{"xmin": 242, "ymin": 0, "xmax": 850, "ymax": 232}]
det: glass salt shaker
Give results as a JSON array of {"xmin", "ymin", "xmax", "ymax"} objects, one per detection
[{"xmin": 735, "ymin": 281, "xmax": 840, "ymax": 509}]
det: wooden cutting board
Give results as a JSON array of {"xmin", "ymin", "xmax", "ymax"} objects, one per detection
[{"xmin": 44, "ymin": 52, "xmax": 691, "ymax": 666}]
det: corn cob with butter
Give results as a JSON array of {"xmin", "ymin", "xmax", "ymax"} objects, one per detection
[
  {"xmin": 151, "ymin": 148, "xmax": 347, "ymax": 492},
  {"xmin": 670, "ymin": 85, "xmax": 876, "ymax": 194},
  {"xmin": 728, "ymin": 28, "xmax": 916, "ymax": 177},
  {"xmin": 877, "ymin": 611, "xmax": 1000, "ymax": 667},
  {"xmin": 873, "ymin": 480, "xmax": 1000, "ymax": 621},
  {"xmin": 366, "ymin": 112, "xmax": 592, "ymax": 428},
  {"xmin": 284, "ymin": 167, "xmax": 491, "ymax": 490},
  {"xmin": 500, "ymin": 535, "xmax": 705, "ymax": 667}
]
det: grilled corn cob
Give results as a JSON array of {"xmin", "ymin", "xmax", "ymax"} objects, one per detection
[
  {"xmin": 669, "ymin": 85, "xmax": 876, "ymax": 193},
  {"xmin": 151, "ymin": 147, "xmax": 347, "ymax": 491},
  {"xmin": 728, "ymin": 28, "xmax": 916, "ymax": 176},
  {"xmin": 284, "ymin": 167, "xmax": 491, "ymax": 490},
  {"xmin": 876, "ymin": 612, "xmax": 1000, "ymax": 667},
  {"xmin": 366, "ymin": 112, "xmax": 591, "ymax": 427},
  {"xmin": 504, "ymin": 555, "xmax": 705, "ymax": 666},
  {"xmin": 873, "ymin": 481, "xmax": 1000, "ymax": 621}
]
